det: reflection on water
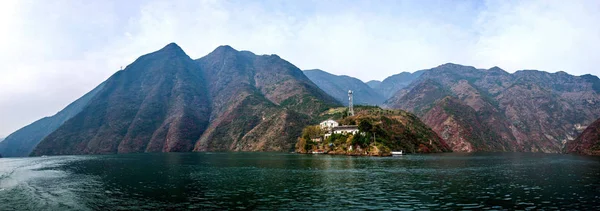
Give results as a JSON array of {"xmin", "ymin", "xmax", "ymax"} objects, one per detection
[{"xmin": 1, "ymin": 153, "xmax": 599, "ymax": 210}]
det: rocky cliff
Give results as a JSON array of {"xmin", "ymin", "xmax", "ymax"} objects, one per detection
[
  {"xmin": 567, "ymin": 118, "xmax": 600, "ymax": 155},
  {"xmin": 385, "ymin": 63, "xmax": 600, "ymax": 153}
]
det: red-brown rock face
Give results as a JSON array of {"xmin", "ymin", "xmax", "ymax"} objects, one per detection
[
  {"xmin": 567, "ymin": 118, "xmax": 600, "ymax": 155},
  {"xmin": 385, "ymin": 63, "xmax": 600, "ymax": 153}
]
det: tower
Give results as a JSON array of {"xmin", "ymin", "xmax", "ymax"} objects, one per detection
[{"xmin": 348, "ymin": 90, "xmax": 354, "ymax": 116}]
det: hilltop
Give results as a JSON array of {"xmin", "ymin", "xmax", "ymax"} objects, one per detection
[{"xmin": 296, "ymin": 106, "xmax": 451, "ymax": 156}]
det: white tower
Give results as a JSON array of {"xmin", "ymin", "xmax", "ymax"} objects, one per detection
[{"xmin": 348, "ymin": 90, "xmax": 354, "ymax": 116}]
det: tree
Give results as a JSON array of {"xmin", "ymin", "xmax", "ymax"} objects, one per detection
[
  {"xmin": 302, "ymin": 125, "xmax": 323, "ymax": 140},
  {"xmin": 358, "ymin": 120, "xmax": 373, "ymax": 132}
]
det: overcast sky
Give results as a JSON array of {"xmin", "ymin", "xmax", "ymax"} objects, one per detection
[{"xmin": 1, "ymin": 0, "xmax": 599, "ymax": 137}]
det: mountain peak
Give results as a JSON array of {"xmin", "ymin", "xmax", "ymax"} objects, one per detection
[
  {"xmin": 438, "ymin": 63, "xmax": 462, "ymax": 68},
  {"xmin": 489, "ymin": 66, "xmax": 503, "ymax": 71},
  {"xmin": 488, "ymin": 66, "xmax": 508, "ymax": 74},
  {"xmin": 159, "ymin": 42, "xmax": 185, "ymax": 53},
  {"xmin": 213, "ymin": 45, "xmax": 238, "ymax": 53},
  {"xmin": 437, "ymin": 63, "xmax": 476, "ymax": 70}
]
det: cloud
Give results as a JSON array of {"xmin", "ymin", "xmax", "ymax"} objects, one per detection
[{"xmin": 0, "ymin": 0, "xmax": 599, "ymax": 137}]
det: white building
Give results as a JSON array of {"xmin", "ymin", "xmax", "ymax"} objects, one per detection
[
  {"xmin": 333, "ymin": 125, "xmax": 359, "ymax": 135},
  {"xmin": 319, "ymin": 120, "xmax": 339, "ymax": 131}
]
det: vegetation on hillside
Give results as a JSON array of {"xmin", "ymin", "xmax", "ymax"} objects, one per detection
[{"xmin": 296, "ymin": 106, "xmax": 451, "ymax": 156}]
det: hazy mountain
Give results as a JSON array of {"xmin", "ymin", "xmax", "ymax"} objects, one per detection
[
  {"xmin": 567, "ymin": 118, "xmax": 600, "ymax": 155},
  {"xmin": 385, "ymin": 63, "xmax": 600, "ymax": 153},
  {"xmin": 366, "ymin": 80, "xmax": 382, "ymax": 89},
  {"xmin": 31, "ymin": 43, "xmax": 339, "ymax": 156},
  {"xmin": 0, "ymin": 83, "xmax": 104, "ymax": 157},
  {"xmin": 304, "ymin": 69, "xmax": 385, "ymax": 106},
  {"xmin": 375, "ymin": 71, "xmax": 425, "ymax": 99}
]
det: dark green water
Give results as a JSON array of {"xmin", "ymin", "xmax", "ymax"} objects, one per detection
[{"xmin": 1, "ymin": 153, "xmax": 599, "ymax": 210}]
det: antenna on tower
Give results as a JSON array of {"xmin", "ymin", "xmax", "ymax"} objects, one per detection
[{"xmin": 348, "ymin": 90, "xmax": 354, "ymax": 116}]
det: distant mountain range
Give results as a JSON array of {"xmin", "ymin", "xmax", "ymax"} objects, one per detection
[
  {"xmin": 384, "ymin": 63, "xmax": 600, "ymax": 153},
  {"xmin": 303, "ymin": 69, "xmax": 423, "ymax": 106},
  {"xmin": 1, "ymin": 44, "xmax": 599, "ymax": 156},
  {"xmin": 367, "ymin": 71, "xmax": 425, "ymax": 99},
  {"xmin": 303, "ymin": 69, "xmax": 385, "ymax": 106}
]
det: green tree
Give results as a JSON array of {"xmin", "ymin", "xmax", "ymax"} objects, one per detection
[
  {"xmin": 301, "ymin": 125, "xmax": 323, "ymax": 140},
  {"xmin": 358, "ymin": 120, "xmax": 373, "ymax": 132}
]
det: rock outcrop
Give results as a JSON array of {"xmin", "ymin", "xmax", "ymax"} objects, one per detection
[{"xmin": 567, "ymin": 118, "xmax": 600, "ymax": 155}]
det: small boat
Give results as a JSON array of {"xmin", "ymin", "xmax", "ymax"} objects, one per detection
[
  {"xmin": 312, "ymin": 150, "xmax": 326, "ymax": 154},
  {"xmin": 391, "ymin": 151, "xmax": 403, "ymax": 156}
]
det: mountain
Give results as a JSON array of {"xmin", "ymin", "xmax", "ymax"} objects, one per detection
[
  {"xmin": 0, "ymin": 83, "xmax": 104, "ymax": 157},
  {"xmin": 567, "ymin": 118, "xmax": 600, "ymax": 155},
  {"xmin": 366, "ymin": 80, "xmax": 382, "ymax": 90},
  {"xmin": 191, "ymin": 46, "xmax": 338, "ymax": 152},
  {"xmin": 374, "ymin": 71, "xmax": 424, "ymax": 99},
  {"xmin": 33, "ymin": 43, "xmax": 211, "ymax": 155},
  {"xmin": 385, "ymin": 63, "xmax": 600, "ymax": 153},
  {"xmin": 31, "ymin": 43, "xmax": 339, "ymax": 156},
  {"xmin": 304, "ymin": 69, "xmax": 385, "ymax": 106}
]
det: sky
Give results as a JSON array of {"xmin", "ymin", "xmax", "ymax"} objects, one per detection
[{"xmin": 0, "ymin": 0, "xmax": 599, "ymax": 137}]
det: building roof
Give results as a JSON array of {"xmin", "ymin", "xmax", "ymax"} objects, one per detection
[{"xmin": 333, "ymin": 125, "xmax": 358, "ymax": 130}]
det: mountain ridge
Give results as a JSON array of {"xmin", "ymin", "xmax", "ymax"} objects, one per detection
[
  {"xmin": 385, "ymin": 63, "xmax": 600, "ymax": 153},
  {"xmin": 3, "ymin": 42, "xmax": 600, "ymax": 156},
  {"xmin": 30, "ymin": 43, "xmax": 340, "ymax": 156}
]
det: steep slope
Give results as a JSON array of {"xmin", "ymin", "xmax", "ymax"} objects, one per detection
[
  {"xmin": 304, "ymin": 69, "xmax": 385, "ymax": 106},
  {"xmin": 421, "ymin": 97, "xmax": 512, "ymax": 152},
  {"xmin": 376, "ymin": 70, "xmax": 424, "ymax": 99},
  {"xmin": 385, "ymin": 63, "xmax": 600, "ymax": 153},
  {"xmin": 567, "ymin": 118, "xmax": 600, "ymax": 155},
  {"xmin": 193, "ymin": 46, "xmax": 339, "ymax": 152},
  {"xmin": 33, "ymin": 43, "xmax": 212, "ymax": 156},
  {"xmin": 0, "ymin": 83, "xmax": 104, "ymax": 157}
]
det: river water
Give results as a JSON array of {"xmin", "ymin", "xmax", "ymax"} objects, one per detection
[{"xmin": 0, "ymin": 152, "xmax": 599, "ymax": 210}]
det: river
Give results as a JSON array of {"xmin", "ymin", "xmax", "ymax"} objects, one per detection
[{"xmin": 1, "ymin": 152, "xmax": 599, "ymax": 210}]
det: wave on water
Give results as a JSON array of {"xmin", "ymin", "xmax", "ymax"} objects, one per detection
[{"xmin": 0, "ymin": 156, "xmax": 96, "ymax": 210}]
